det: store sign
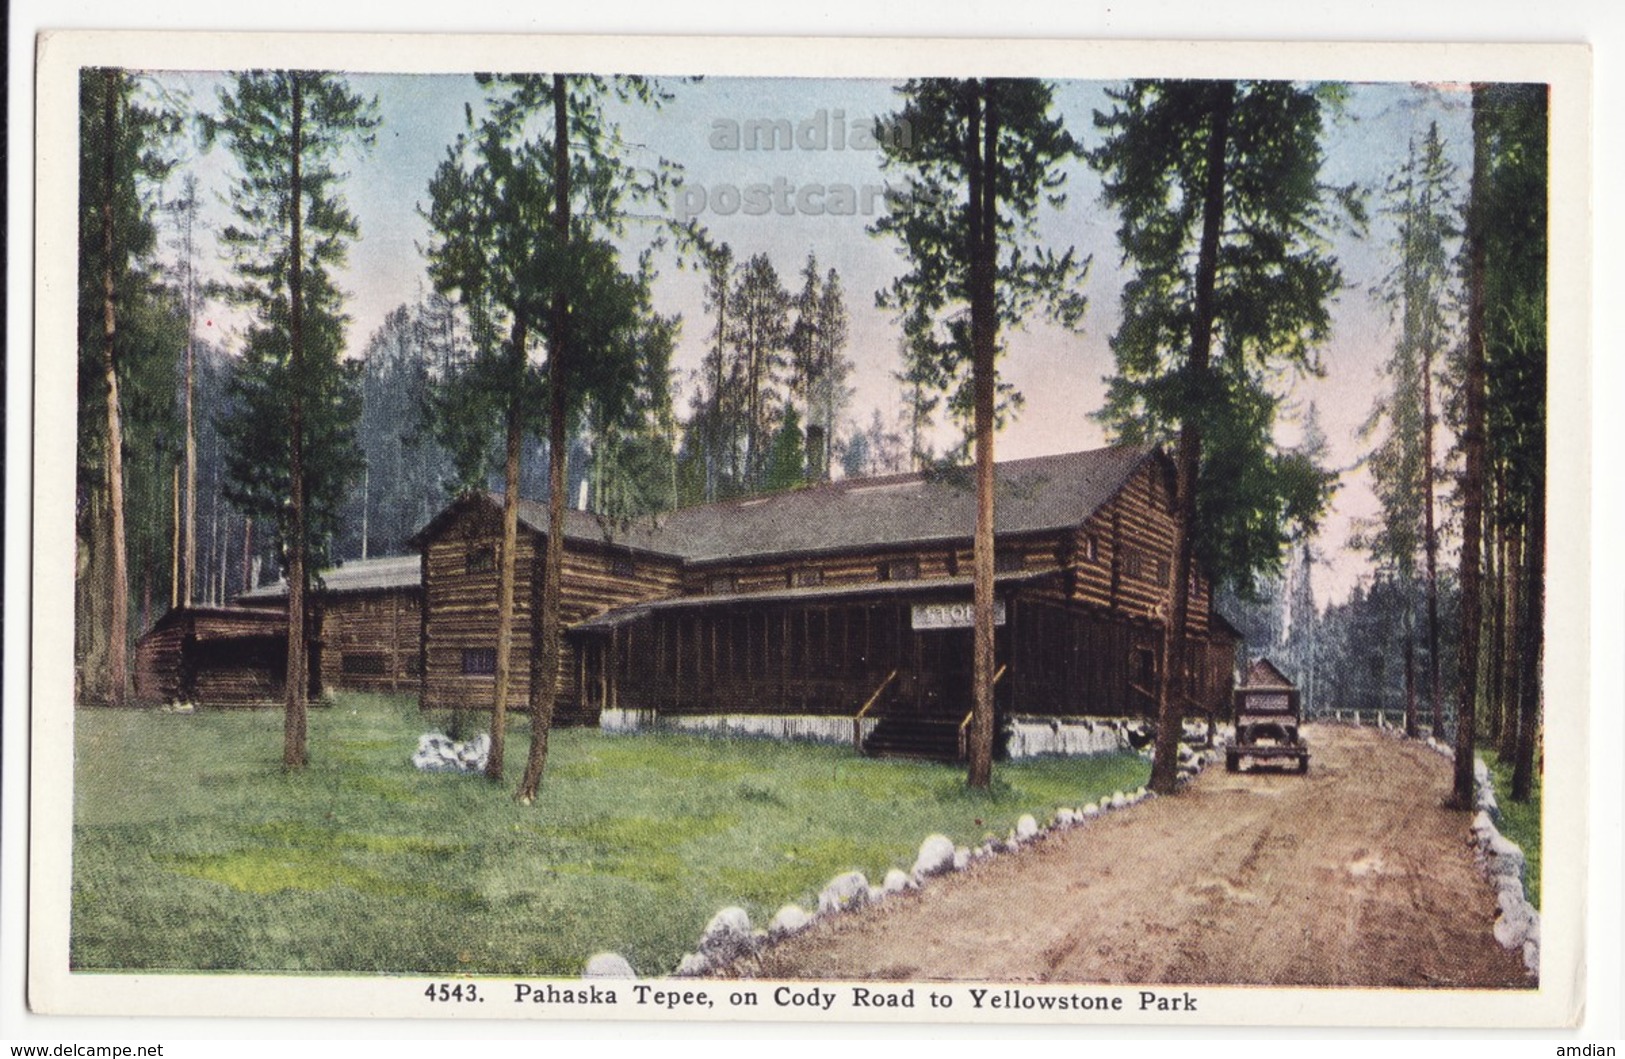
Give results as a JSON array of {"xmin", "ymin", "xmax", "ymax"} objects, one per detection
[{"xmin": 911, "ymin": 599, "xmax": 1007, "ymax": 630}]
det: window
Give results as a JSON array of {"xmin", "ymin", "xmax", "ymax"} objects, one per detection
[
  {"xmin": 611, "ymin": 554, "xmax": 638, "ymax": 579},
  {"xmin": 1130, "ymin": 647, "xmax": 1156, "ymax": 689},
  {"xmin": 881, "ymin": 558, "xmax": 919, "ymax": 582},
  {"xmin": 461, "ymin": 648, "xmax": 497, "ymax": 676},
  {"xmin": 466, "ymin": 545, "xmax": 495, "ymax": 574},
  {"xmin": 995, "ymin": 549, "xmax": 1024, "ymax": 573},
  {"xmin": 707, "ymin": 573, "xmax": 737, "ymax": 595},
  {"xmin": 1120, "ymin": 548, "xmax": 1141, "ymax": 581},
  {"xmin": 1156, "ymin": 558, "xmax": 1171, "ymax": 584},
  {"xmin": 1083, "ymin": 535, "xmax": 1099, "ymax": 562},
  {"xmin": 790, "ymin": 568, "xmax": 823, "ymax": 588},
  {"xmin": 341, "ymin": 653, "xmax": 386, "ymax": 676}
]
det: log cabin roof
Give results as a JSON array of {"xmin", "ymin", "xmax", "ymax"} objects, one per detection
[
  {"xmin": 569, "ymin": 568, "xmax": 1064, "ymax": 633},
  {"xmin": 237, "ymin": 553, "xmax": 422, "ymax": 602},
  {"xmin": 1244, "ymin": 656, "xmax": 1296, "ymax": 688},
  {"xmin": 140, "ymin": 605, "xmax": 286, "ymax": 642},
  {"xmin": 655, "ymin": 443, "xmax": 1160, "ymax": 564},
  {"xmin": 412, "ymin": 443, "xmax": 1162, "ymax": 566}
]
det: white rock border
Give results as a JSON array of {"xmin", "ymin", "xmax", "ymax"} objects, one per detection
[
  {"xmin": 1467, "ymin": 754, "xmax": 1540, "ymax": 976},
  {"xmin": 583, "ymin": 773, "xmax": 1172, "ymax": 978},
  {"xmin": 1386, "ymin": 728, "xmax": 1538, "ymax": 978}
]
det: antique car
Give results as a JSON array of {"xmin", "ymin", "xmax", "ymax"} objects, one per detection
[{"xmin": 1226, "ymin": 658, "xmax": 1309, "ymax": 774}]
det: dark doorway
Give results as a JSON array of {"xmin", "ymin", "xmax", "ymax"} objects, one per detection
[{"xmin": 914, "ymin": 629, "xmax": 974, "ymax": 719}]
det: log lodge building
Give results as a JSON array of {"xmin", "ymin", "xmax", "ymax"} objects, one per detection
[
  {"xmin": 411, "ymin": 443, "xmax": 1240, "ymax": 758},
  {"xmin": 135, "ymin": 443, "xmax": 1241, "ymax": 758}
]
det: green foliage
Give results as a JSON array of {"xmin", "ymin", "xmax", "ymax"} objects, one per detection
[
  {"xmin": 71, "ymin": 696, "xmax": 1149, "ymax": 975},
  {"xmin": 1313, "ymin": 572, "xmax": 1460, "ymax": 716},
  {"xmin": 1475, "ymin": 85, "xmax": 1548, "ymax": 523},
  {"xmin": 761, "ymin": 405, "xmax": 808, "ymax": 493},
  {"xmin": 1089, "ymin": 80, "xmax": 1355, "ymax": 589},
  {"xmin": 208, "ymin": 70, "xmax": 378, "ymax": 576},
  {"xmin": 335, "ymin": 302, "xmax": 463, "ymax": 557},
  {"xmin": 422, "ymin": 75, "xmax": 684, "ymax": 500},
  {"xmin": 75, "ymin": 67, "xmax": 184, "ymax": 662},
  {"xmin": 588, "ymin": 305, "xmax": 683, "ymax": 528},
  {"xmin": 786, "ymin": 253, "xmax": 854, "ymax": 481},
  {"xmin": 1484, "ymin": 749, "xmax": 1542, "ymax": 908},
  {"xmin": 681, "ymin": 243, "xmax": 852, "ymax": 501},
  {"xmin": 872, "ymin": 78, "xmax": 1089, "ymax": 447},
  {"xmin": 1360, "ymin": 121, "xmax": 1459, "ymax": 581}
]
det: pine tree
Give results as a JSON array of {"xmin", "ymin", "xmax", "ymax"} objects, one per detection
[
  {"xmin": 762, "ymin": 405, "xmax": 808, "ymax": 493},
  {"xmin": 696, "ymin": 242, "xmax": 737, "ymax": 500},
  {"xmin": 1364, "ymin": 122, "xmax": 1459, "ymax": 737},
  {"xmin": 730, "ymin": 253, "xmax": 792, "ymax": 491},
  {"xmin": 207, "ymin": 71, "xmax": 377, "ymax": 767},
  {"xmin": 1458, "ymin": 83, "xmax": 1547, "ymax": 803},
  {"xmin": 427, "ymin": 73, "xmax": 687, "ymax": 799},
  {"xmin": 1089, "ymin": 80, "xmax": 1355, "ymax": 794},
  {"xmin": 786, "ymin": 253, "xmax": 853, "ymax": 481},
  {"xmin": 872, "ymin": 78, "xmax": 1088, "ymax": 788},
  {"xmin": 77, "ymin": 68, "xmax": 180, "ymax": 706}
]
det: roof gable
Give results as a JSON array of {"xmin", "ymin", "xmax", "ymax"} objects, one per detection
[{"xmin": 1245, "ymin": 657, "xmax": 1296, "ymax": 688}]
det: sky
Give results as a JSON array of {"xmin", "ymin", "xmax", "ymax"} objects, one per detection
[{"xmin": 151, "ymin": 72, "xmax": 1476, "ymax": 608}]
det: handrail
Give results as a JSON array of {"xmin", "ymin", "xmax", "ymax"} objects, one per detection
[
  {"xmin": 958, "ymin": 667, "xmax": 1007, "ymax": 759},
  {"xmin": 852, "ymin": 669, "xmax": 898, "ymax": 749}
]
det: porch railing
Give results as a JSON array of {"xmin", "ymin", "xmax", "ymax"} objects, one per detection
[
  {"xmin": 957, "ymin": 664, "xmax": 1008, "ymax": 761},
  {"xmin": 852, "ymin": 669, "xmax": 898, "ymax": 749}
]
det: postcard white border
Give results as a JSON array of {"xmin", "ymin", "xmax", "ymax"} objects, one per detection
[{"xmin": 22, "ymin": 27, "xmax": 1595, "ymax": 1033}]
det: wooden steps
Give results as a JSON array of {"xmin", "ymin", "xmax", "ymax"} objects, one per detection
[{"xmin": 863, "ymin": 716, "xmax": 965, "ymax": 761}]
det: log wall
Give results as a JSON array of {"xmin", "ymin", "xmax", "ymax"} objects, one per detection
[
  {"xmin": 318, "ymin": 589, "xmax": 423, "ymax": 695},
  {"xmin": 420, "ymin": 504, "xmax": 682, "ymax": 721},
  {"xmin": 1070, "ymin": 459, "xmax": 1214, "ymax": 638}
]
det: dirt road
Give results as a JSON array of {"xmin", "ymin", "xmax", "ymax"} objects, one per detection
[{"xmin": 729, "ymin": 725, "xmax": 1531, "ymax": 988}]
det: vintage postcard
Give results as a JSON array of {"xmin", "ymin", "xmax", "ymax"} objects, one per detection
[{"xmin": 24, "ymin": 29, "xmax": 1592, "ymax": 1031}]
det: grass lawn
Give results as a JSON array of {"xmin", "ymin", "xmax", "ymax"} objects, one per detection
[
  {"xmin": 72, "ymin": 693, "xmax": 1150, "ymax": 977},
  {"xmin": 1483, "ymin": 750, "xmax": 1542, "ymax": 908}
]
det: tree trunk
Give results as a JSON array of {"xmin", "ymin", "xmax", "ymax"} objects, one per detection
[
  {"xmin": 170, "ymin": 462, "xmax": 181, "ymax": 610},
  {"xmin": 100, "ymin": 69, "xmax": 130, "ymax": 709},
  {"xmin": 184, "ymin": 282, "xmax": 197, "ymax": 607},
  {"xmin": 1512, "ymin": 486, "xmax": 1544, "ymax": 802},
  {"xmin": 965, "ymin": 80, "xmax": 998, "ymax": 790},
  {"xmin": 1498, "ymin": 515, "xmax": 1523, "ymax": 761},
  {"xmin": 1421, "ymin": 331, "xmax": 1443, "ymax": 733},
  {"xmin": 1151, "ymin": 81, "xmax": 1233, "ymax": 796},
  {"xmin": 1453, "ymin": 84, "xmax": 1491, "ymax": 808},
  {"xmin": 284, "ymin": 73, "xmax": 309, "ymax": 768},
  {"xmin": 486, "ymin": 317, "xmax": 527, "ymax": 782},
  {"xmin": 1403, "ymin": 623, "xmax": 1418, "ymax": 739},
  {"xmin": 517, "ymin": 75, "xmax": 572, "ymax": 804}
]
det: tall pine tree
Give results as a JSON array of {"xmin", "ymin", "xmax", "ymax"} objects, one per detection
[
  {"xmin": 1090, "ymin": 80, "xmax": 1354, "ymax": 793},
  {"xmin": 1363, "ymin": 122, "xmax": 1459, "ymax": 737},
  {"xmin": 208, "ymin": 71, "xmax": 377, "ymax": 767},
  {"xmin": 873, "ymin": 78, "xmax": 1088, "ymax": 788},
  {"xmin": 77, "ymin": 68, "xmax": 180, "ymax": 706},
  {"xmin": 427, "ymin": 74, "xmax": 688, "ymax": 799}
]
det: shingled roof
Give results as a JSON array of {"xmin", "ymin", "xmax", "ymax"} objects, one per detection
[
  {"xmin": 411, "ymin": 443, "xmax": 1161, "ymax": 565},
  {"xmin": 238, "ymin": 553, "xmax": 422, "ymax": 602},
  {"xmin": 657, "ymin": 444, "xmax": 1159, "ymax": 564}
]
